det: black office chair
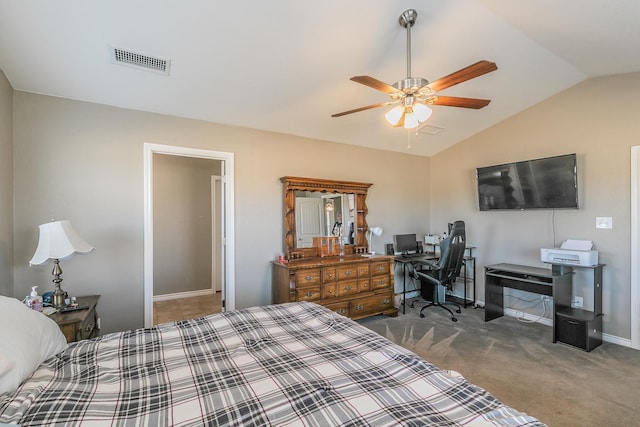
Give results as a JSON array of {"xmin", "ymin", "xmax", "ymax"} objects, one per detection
[{"xmin": 412, "ymin": 221, "xmax": 466, "ymax": 322}]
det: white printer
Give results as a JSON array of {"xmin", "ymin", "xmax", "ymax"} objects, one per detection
[{"xmin": 540, "ymin": 239, "xmax": 598, "ymax": 267}]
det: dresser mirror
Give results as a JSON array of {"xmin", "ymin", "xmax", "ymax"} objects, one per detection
[{"xmin": 281, "ymin": 176, "xmax": 372, "ymax": 258}]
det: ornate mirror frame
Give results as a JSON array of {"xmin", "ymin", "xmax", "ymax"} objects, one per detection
[{"xmin": 281, "ymin": 176, "xmax": 372, "ymax": 258}]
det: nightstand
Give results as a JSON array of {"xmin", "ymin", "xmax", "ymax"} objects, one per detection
[{"xmin": 48, "ymin": 295, "xmax": 101, "ymax": 343}]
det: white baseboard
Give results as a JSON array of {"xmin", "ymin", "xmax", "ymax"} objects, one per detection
[
  {"xmin": 153, "ymin": 289, "xmax": 214, "ymax": 302},
  {"xmin": 473, "ymin": 299, "xmax": 633, "ymax": 349}
]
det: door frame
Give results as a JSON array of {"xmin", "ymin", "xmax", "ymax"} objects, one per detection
[
  {"xmin": 143, "ymin": 143, "xmax": 235, "ymax": 327},
  {"xmin": 630, "ymin": 146, "xmax": 639, "ymax": 349},
  {"xmin": 211, "ymin": 175, "xmax": 224, "ymax": 295}
]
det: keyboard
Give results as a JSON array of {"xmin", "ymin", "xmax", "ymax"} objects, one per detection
[{"xmin": 401, "ymin": 253, "xmax": 423, "ymax": 259}]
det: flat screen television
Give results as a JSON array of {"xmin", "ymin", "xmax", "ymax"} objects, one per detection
[{"xmin": 476, "ymin": 153, "xmax": 578, "ymax": 211}]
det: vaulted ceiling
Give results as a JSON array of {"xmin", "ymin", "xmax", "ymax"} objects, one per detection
[{"xmin": 1, "ymin": 1, "xmax": 639, "ymax": 157}]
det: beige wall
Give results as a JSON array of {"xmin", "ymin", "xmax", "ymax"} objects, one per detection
[
  {"xmin": 153, "ymin": 153, "xmax": 221, "ymax": 296},
  {"xmin": 0, "ymin": 70, "xmax": 12, "ymax": 296},
  {"xmin": 431, "ymin": 72, "xmax": 640, "ymax": 340},
  {"xmin": 10, "ymin": 72, "xmax": 638, "ymax": 341},
  {"xmin": 12, "ymin": 91, "xmax": 431, "ymax": 333}
]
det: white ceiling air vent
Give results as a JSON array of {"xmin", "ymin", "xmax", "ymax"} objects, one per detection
[
  {"xmin": 417, "ymin": 124, "xmax": 444, "ymax": 135},
  {"xmin": 110, "ymin": 47, "xmax": 171, "ymax": 75}
]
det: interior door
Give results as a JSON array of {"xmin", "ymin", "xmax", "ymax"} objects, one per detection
[{"xmin": 295, "ymin": 197, "xmax": 324, "ymax": 248}]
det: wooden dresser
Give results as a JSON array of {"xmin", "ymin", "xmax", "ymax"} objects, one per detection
[{"xmin": 272, "ymin": 255, "xmax": 397, "ymax": 320}]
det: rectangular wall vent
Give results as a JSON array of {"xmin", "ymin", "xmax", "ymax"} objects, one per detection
[{"xmin": 110, "ymin": 47, "xmax": 171, "ymax": 75}]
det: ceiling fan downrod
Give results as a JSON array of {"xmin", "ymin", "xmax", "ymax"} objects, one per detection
[
  {"xmin": 399, "ymin": 9, "xmax": 417, "ymax": 79},
  {"xmin": 394, "ymin": 9, "xmax": 428, "ymax": 93}
]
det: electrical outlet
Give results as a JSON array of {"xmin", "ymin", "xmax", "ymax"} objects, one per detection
[{"xmin": 572, "ymin": 296, "xmax": 583, "ymax": 308}]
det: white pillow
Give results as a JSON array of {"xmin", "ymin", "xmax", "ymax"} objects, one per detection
[{"xmin": 0, "ymin": 295, "xmax": 68, "ymax": 394}]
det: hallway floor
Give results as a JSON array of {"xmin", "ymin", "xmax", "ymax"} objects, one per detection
[{"xmin": 153, "ymin": 292, "xmax": 222, "ymax": 325}]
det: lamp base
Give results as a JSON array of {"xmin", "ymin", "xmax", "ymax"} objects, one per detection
[
  {"xmin": 51, "ymin": 259, "xmax": 67, "ymax": 309},
  {"xmin": 52, "ymin": 285, "xmax": 67, "ymax": 309}
]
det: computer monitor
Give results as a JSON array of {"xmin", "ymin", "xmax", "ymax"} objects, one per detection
[{"xmin": 393, "ymin": 233, "xmax": 417, "ymax": 255}]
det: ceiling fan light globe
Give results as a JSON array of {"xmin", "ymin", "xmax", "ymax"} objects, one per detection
[
  {"xmin": 413, "ymin": 103, "xmax": 432, "ymax": 122},
  {"xmin": 404, "ymin": 112, "xmax": 420, "ymax": 129},
  {"xmin": 385, "ymin": 105, "xmax": 405, "ymax": 126}
]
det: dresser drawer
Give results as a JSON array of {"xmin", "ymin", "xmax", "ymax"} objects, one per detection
[
  {"xmin": 358, "ymin": 279, "xmax": 371, "ymax": 293},
  {"xmin": 295, "ymin": 269, "xmax": 321, "ymax": 286},
  {"xmin": 371, "ymin": 275, "xmax": 390, "ymax": 289},
  {"xmin": 371, "ymin": 261, "xmax": 390, "ymax": 276},
  {"xmin": 337, "ymin": 280, "xmax": 358, "ymax": 296},
  {"xmin": 357, "ymin": 264, "xmax": 370, "ymax": 277},
  {"xmin": 296, "ymin": 286, "xmax": 321, "ymax": 302},
  {"xmin": 323, "ymin": 301, "xmax": 350, "ymax": 317},
  {"xmin": 337, "ymin": 265, "xmax": 358, "ymax": 280},
  {"xmin": 322, "ymin": 283, "xmax": 338, "ymax": 299},
  {"xmin": 350, "ymin": 293, "xmax": 394, "ymax": 317},
  {"xmin": 323, "ymin": 267, "xmax": 337, "ymax": 283}
]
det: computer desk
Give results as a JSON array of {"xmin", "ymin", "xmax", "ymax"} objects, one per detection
[{"xmin": 395, "ymin": 246, "xmax": 476, "ymax": 314}]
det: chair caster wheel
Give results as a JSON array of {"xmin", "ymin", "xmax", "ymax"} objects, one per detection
[
  {"xmin": 451, "ymin": 317, "xmax": 458, "ymax": 322},
  {"xmin": 420, "ymin": 313, "xmax": 425, "ymax": 318}
]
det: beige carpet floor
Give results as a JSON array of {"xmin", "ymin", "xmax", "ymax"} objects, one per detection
[{"xmin": 358, "ymin": 299, "xmax": 640, "ymax": 427}]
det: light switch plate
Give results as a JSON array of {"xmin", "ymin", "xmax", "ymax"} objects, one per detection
[{"xmin": 596, "ymin": 217, "xmax": 613, "ymax": 229}]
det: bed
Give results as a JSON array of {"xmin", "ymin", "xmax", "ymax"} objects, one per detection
[{"xmin": 0, "ymin": 299, "xmax": 545, "ymax": 426}]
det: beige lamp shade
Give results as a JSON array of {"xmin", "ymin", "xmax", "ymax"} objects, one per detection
[{"xmin": 29, "ymin": 220, "xmax": 94, "ymax": 265}]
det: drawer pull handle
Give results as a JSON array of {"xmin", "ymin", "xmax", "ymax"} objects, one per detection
[
  {"xmin": 344, "ymin": 285, "xmax": 352, "ymax": 291},
  {"xmin": 328, "ymin": 289, "xmax": 334, "ymax": 294},
  {"xmin": 304, "ymin": 291, "xmax": 315, "ymax": 297},
  {"xmin": 304, "ymin": 275, "xmax": 314, "ymax": 281},
  {"xmin": 354, "ymin": 304, "xmax": 364, "ymax": 311},
  {"xmin": 344, "ymin": 271, "xmax": 352, "ymax": 276},
  {"xmin": 337, "ymin": 308, "xmax": 346, "ymax": 315},
  {"xmin": 382, "ymin": 298, "xmax": 391, "ymax": 304}
]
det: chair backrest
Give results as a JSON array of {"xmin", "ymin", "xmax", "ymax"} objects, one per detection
[{"xmin": 435, "ymin": 221, "xmax": 466, "ymax": 284}]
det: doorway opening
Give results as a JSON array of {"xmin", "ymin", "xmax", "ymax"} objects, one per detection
[{"xmin": 143, "ymin": 143, "xmax": 235, "ymax": 327}]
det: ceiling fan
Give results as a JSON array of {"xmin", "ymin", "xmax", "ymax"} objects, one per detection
[{"xmin": 332, "ymin": 9, "xmax": 497, "ymax": 129}]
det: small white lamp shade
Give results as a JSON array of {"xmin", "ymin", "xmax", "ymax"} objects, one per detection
[{"xmin": 29, "ymin": 220, "xmax": 94, "ymax": 266}]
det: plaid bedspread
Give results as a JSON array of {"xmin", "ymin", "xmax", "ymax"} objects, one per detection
[{"xmin": 0, "ymin": 302, "xmax": 545, "ymax": 426}]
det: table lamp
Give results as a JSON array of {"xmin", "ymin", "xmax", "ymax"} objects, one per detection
[
  {"xmin": 29, "ymin": 220, "xmax": 94, "ymax": 309},
  {"xmin": 368, "ymin": 226, "xmax": 383, "ymax": 255}
]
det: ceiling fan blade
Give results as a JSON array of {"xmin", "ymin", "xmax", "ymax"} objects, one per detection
[
  {"xmin": 427, "ymin": 60, "xmax": 497, "ymax": 93},
  {"xmin": 394, "ymin": 111, "xmax": 406, "ymax": 128},
  {"xmin": 350, "ymin": 76, "xmax": 399, "ymax": 94},
  {"xmin": 331, "ymin": 102, "xmax": 390, "ymax": 117},
  {"xmin": 432, "ymin": 96, "xmax": 491, "ymax": 109}
]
